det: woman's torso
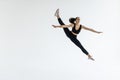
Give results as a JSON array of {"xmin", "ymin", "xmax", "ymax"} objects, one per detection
[{"xmin": 71, "ymin": 24, "xmax": 82, "ymax": 35}]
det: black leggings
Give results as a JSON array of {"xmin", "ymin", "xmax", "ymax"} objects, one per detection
[{"xmin": 58, "ymin": 18, "xmax": 89, "ymax": 55}]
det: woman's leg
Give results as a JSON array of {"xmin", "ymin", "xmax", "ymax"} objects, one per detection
[
  {"xmin": 70, "ymin": 37, "xmax": 89, "ymax": 55},
  {"xmin": 58, "ymin": 18, "xmax": 71, "ymax": 38},
  {"xmin": 55, "ymin": 9, "xmax": 71, "ymax": 38},
  {"xmin": 70, "ymin": 36, "xmax": 94, "ymax": 60}
]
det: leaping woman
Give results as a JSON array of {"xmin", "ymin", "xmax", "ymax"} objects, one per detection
[{"xmin": 52, "ymin": 9, "xmax": 102, "ymax": 61}]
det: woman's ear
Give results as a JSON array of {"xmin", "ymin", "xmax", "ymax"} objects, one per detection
[{"xmin": 74, "ymin": 20, "xmax": 76, "ymax": 23}]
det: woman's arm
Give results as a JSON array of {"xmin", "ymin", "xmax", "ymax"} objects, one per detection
[
  {"xmin": 81, "ymin": 25, "xmax": 102, "ymax": 34},
  {"xmin": 52, "ymin": 24, "xmax": 74, "ymax": 28}
]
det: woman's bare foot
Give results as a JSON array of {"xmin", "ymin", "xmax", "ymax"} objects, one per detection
[
  {"xmin": 54, "ymin": 9, "xmax": 60, "ymax": 18},
  {"xmin": 87, "ymin": 54, "xmax": 95, "ymax": 61}
]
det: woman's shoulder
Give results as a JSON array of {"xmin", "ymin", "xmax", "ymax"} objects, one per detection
[{"xmin": 69, "ymin": 23, "xmax": 74, "ymax": 27}]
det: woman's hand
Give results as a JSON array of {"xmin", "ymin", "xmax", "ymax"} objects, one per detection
[{"xmin": 52, "ymin": 25, "xmax": 57, "ymax": 28}]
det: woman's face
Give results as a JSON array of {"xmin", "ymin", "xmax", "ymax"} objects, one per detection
[{"xmin": 75, "ymin": 17, "xmax": 80, "ymax": 23}]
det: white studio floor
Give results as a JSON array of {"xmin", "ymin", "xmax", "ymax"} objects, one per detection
[{"xmin": 0, "ymin": 0, "xmax": 120, "ymax": 80}]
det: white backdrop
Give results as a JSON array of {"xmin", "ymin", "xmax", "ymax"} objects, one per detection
[{"xmin": 0, "ymin": 0, "xmax": 120, "ymax": 80}]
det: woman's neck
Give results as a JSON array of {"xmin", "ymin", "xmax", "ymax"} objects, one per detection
[{"xmin": 75, "ymin": 23, "xmax": 80, "ymax": 25}]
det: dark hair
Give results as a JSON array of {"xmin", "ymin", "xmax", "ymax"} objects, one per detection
[{"xmin": 69, "ymin": 17, "xmax": 76, "ymax": 24}]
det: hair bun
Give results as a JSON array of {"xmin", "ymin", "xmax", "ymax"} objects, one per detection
[{"xmin": 69, "ymin": 18, "xmax": 76, "ymax": 24}]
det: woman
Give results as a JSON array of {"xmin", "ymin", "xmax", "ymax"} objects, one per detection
[{"xmin": 52, "ymin": 9, "xmax": 102, "ymax": 61}]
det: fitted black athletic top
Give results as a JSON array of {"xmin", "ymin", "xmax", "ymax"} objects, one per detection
[{"xmin": 72, "ymin": 24, "xmax": 82, "ymax": 34}]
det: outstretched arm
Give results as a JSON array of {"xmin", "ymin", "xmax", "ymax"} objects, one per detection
[
  {"xmin": 52, "ymin": 24, "xmax": 74, "ymax": 28},
  {"xmin": 82, "ymin": 25, "xmax": 102, "ymax": 34}
]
